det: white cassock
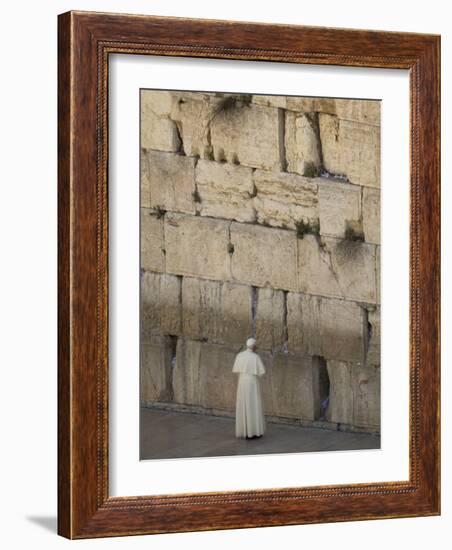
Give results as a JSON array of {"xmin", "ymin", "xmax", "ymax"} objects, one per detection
[{"xmin": 232, "ymin": 349, "xmax": 266, "ymax": 438}]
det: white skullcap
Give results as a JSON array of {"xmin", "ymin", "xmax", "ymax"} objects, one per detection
[{"xmin": 246, "ymin": 338, "xmax": 256, "ymax": 348}]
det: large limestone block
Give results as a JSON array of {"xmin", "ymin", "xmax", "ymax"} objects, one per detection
[
  {"xmin": 270, "ymin": 354, "xmax": 328, "ymax": 420},
  {"xmin": 141, "ymin": 208, "xmax": 165, "ymax": 273},
  {"xmin": 231, "ymin": 223, "xmax": 298, "ymax": 291},
  {"xmin": 210, "ymin": 103, "xmax": 283, "ymax": 171},
  {"xmin": 366, "ymin": 307, "xmax": 381, "ymax": 366},
  {"xmin": 252, "ymin": 94, "xmax": 287, "ymax": 109},
  {"xmin": 140, "ymin": 149, "xmax": 151, "ymax": 208},
  {"xmin": 182, "ymin": 277, "xmax": 252, "ymax": 345},
  {"xmin": 164, "ymin": 213, "xmax": 231, "ymax": 281},
  {"xmin": 170, "ymin": 93, "xmax": 223, "ymax": 158},
  {"xmin": 319, "ymin": 114, "xmax": 380, "ymax": 188},
  {"xmin": 287, "ymin": 293, "xmax": 366, "ymax": 362},
  {"xmin": 333, "ymin": 99, "xmax": 380, "ymax": 126},
  {"xmin": 353, "ymin": 364, "xmax": 380, "ymax": 430},
  {"xmin": 141, "ymin": 271, "xmax": 182, "ymax": 340},
  {"xmin": 297, "ymin": 234, "xmax": 377, "ymax": 304},
  {"xmin": 141, "ymin": 100, "xmax": 181, "ymax": 152},
  {"xmin": 253, "ymin": 170, "xmax": 318, "ymax": 229},
  {"xmin": 285, "ymin": 111, "xmax": 322, "ymax": 176},
  {"xmin": 172, "ymin": 340, "xmax": 238, "ymax": 411},
  {"xmin": 362, "ymin": 187, "xmax": 381, "ymax": 244},
  {"xmin": 195, "ymin": 160, "xmax": 255, "ymax": 222},
  {"xmin": 148, "ymin": 150, "xmax": 196, "ymax": 214},
  {"xmin": 140, "ymin": 335, "xmax": 175, "ymax": 403},
  {"xmin": 326, "ymin": 360, "xmax": 354, "ymax": 424},
  {"xmin": 318, "ymin": 179, "xmax": 361, "ymax": 239},
  {"xmin": 141, "ymin": 90, "xmax": 175, "ymax": 117},
  {"xmin": 255, "ymin": 287, "xmax": 286, "ymax": 350}
]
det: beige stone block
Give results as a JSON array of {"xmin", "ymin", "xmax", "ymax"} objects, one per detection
[
  {"xmin": 285, "ymin": 96, "xmax": 337, "ymax": 114},
  {"xmin": 164, "ymin": 213, "xmax": 231, "ymax": 281},
  {"xmin": 287, "ymin": 293, "xmax": 366, "ymax": 362},
  {"xmin": 326, "ymin": 360, "xmax": 354, "ymax": 424},
  {"xmin": 141, "ymin": 102, "xmax": 181, "ymax": 152},
  {"xmin": 252, "ymin": 94, "xmax": 287, "ymax": 108},
  {"xmin": 141, "ymin": 271, "xmax": 182, "ymax": 340},
  {"xmin": 140, "ymin": 149, "xmax": 151, "ymax": 208},
  {"xmin": 366, "ymin": 307, "xmax": 381, "ymax": 366},
  {"xmin": 231, "ymin": 222, "xmax": 297, "ymax": 291},
  {"xmin": 140, "ymin": 335, "xmax": 175, "ymax": 403},
  {"xmin": 195, "ymin": 160, "xmax": 255, "ymax": 222},
  {"xmin": 376, "ymin": 246, "xmax": 380, "ymax": 303},
  {"xmin": 319, "ymin": 114, "xmax": 380, "ymax": 188},
  {"xmin": 318, "ymin": 179, "xmax": 361, "ymax": 238},
  {"xmin": 285, "ymin": 111, "xmax": 322, "ymax": 176},
  {"xmin": 363, "ymin": 187, "xmax": 381, "ymax": 244},
  {"xmin": 210, "ymin": 103, "xmax": 283, "ymax": 170},
  {"xmin": 182, "ymin": 277, "xmax": 252, "ymax": 345},
  {"xmin": 334, "ymin": 99, "xmax": 380, "ymax": 126},
  {"xmin": 141, "ymin": 209, "xmax": 165, "ymax": 273},
  {"xmin": 148, "ymin": 150, "xmax": 196, "ymax": 214},
  {"xmin": 253, "ymin": 170, "xmax": 318, "ymax": 229},
  {"xmin": 297, "ymin": 234, "xmax": 377, "ymax": 303},
  {"xmin": 255, "ymin": 288, "xmax": 286, "ymax": 350},
  {"xmin": 270, "ymin": 354, "xmax": 327, "ymax": 420},
  {"xmin": 353, "ymin": 365, "xmax": 380, "ymax": 429},
  {"xmin": 141, "ymin": 90, "xmax": 175, "ymax": 117},
  {"xmin": 172, "ymin": 339, "xmax": 202, "ymax": 406}
]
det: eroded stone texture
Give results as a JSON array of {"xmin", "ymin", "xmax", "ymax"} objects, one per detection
[
  {"xmin": 253, "ymin": 170, "xmax": 318, "ymax": 229},
  {"xmin": 326, "ymin": 360, "xmax": 354, "ymax": 425},
  {"xmin": 287, "ymin": 293, "xmax": 366, "ymax": 362},
  {"xmin": 141, "ymin": 90, "xmax": 175, "ymax": 117},
  {"xmin": 297, "ymin": 234, "xmax": 377, "ymax": 303},
  {"xmin": 210, "ymin": 103, "xmax": 283, "ymax": 171},
  {"xmin": 252, "ymin": 94, "xmax": 287, "ymax": 109},
  {"xmin": 140, "ymin": 335, "xmax": 174, "ymax": 403},
  {"xmin": 172, "ymin": 339, "xmax": 202, "ymax": 406},
  {"xmin": 182, "ymin": 277, "xmax": 252, "ymax": 345},
  {"xmin": 362, "ymin": 187, "xmax": 381, "ymax": 244},
  {"xmin": 318, "ymin": 179, "xmax": 361, "ymax": 239},
  {"xmin": 319, "ymin": 114, "xmax": 380, "ymax": 188},
  {"xmin": 140, "ymin": 149, "xmax": 151, "ymax": 208},
  {"xmin": 366, "ymin": 307, "xmax": 381, "ymax": 366},
  {"xmin": 285, "ymin": 111, "xmax": 322, "ymax": 176},
  {"xmin": 164, "ymin": 213, "xmax": 231, "ymax": 281},
  {"xmin": 141, "ymin": 271, "xmax": 181, "ymax": 341},
  {"xmin": 148, "ymin": 150, "xmax": 196, "ymax": 214},
  {"xmin": 231, "ymin": 222, "xmax": 298, "ymax": 291},
  {"xmin": 141, "ymin": 209, "xmax": 165, "ymax": 273},
  {"xmin": 141, "ymin": 102, "xmax": 181, "ymax": 152},
  {"xmin": 255, "ymin": 287, "xmax": 286, "ymax": 350},
  {"xmin": 195, "ymin": 160, "xmax": 255, "ymax": 222},
  {"xmin": 333, "ymin": 99, "xmax": 380, "ymax": 126}
]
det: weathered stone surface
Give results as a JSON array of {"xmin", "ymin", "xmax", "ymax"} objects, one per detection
[
  {"xmin": 140, "ymin": 335, "xmax": 175, "ymax": 403},
  {"xmin": 210, "ymin": 103, "xmax": 283, "ymax": 171},
  {"xmin": 319, "ymin": 114, "xmax": 380, "ymax": 188},
  {"xmin": 253, "ymin": 170, "xmax": 318, "ymax": 229},
  {"xmin": 318, "ymin": 179, "xmax": 361, "ymax": 239},
  {"xmin": 140, "ymin": 149, "xmax": 151, "ymax": 208},
  {"xmin": 141, "ymin": 101, "xmax": 181, "ymax": 152},
  {"xmin": 141, "ymin": 271, "xmax": 181, "ymax": 340},
  {"xmin": 164, "ymin": 213, "xmax": 231, "ymax": 281},
  {"xmin": 141, "ymin": 209, "xmax": 165, "ymax": 273},
  {"xmin": 286, "ymin": 96, "xmax": 337, "ymax": 114},
  {"xmin": 141, "ymin": 90, "xmax": 175, "ymax": 117},
  {"xmin": 195, "ymin": 160, "xmax": 255, "ymax": 222},
  {"xmin": 173, "ymin": 340, "xmax": 238, "ymax": 410},
  {"xmin": 287, "ymin": 293, "xmax": 366, "ymax": 362},
  {"xmin": 231, "ymin": 222, "xmax": 297, "ymax": 291},
  {"xmin": 362, "ymin": 187, "xmax": 380, "ymax": 244},
  {"xmin": 285, "ymin": 111, "xmax": 322, "ymax": 176},
  {"xmin": 376, "ymin": 246, "xmax": 380, "ymax": 303},
  {"xmin": 148, "ymin": 150, "xmax": 196, "ymax": 214},
  {"xmin": 255, "ymin": 287, "xmax": 286, "ymax": 350},
  {"xmin": 252, "ymin": 94, "xmax": 287, "ymax": 109},
  {"xmin": 326, "ymin": 360, "xmax": 380, "ymax": 430},
  {"xmin": 269, "ymin": 354, "xmax": 328, "ymax": 420},
  {"xmin": 366, "ymin": 307, "xmax": 381, "ymax": 365},
  {"xmin": 353, "ymin": 365, "xmax": 380, "ymax": 429},
  {"xmin": 334, "ymin": 99, "xmax": 380, "ymax": 126},
  {"xmin": 297, "ymin": 234, "xmax": 377, "ymax": 303},
  {"xmin": 182, "ymin": 277, "xmax": 252, "ymax": 345}
]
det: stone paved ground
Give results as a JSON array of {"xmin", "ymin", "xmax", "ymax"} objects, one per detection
[{"xmin": 140, "ymin": 407, "xmax": 380, "ymax": 460}]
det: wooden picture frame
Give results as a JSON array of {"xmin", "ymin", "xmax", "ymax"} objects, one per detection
[{"xmin": 58, "ymin": 10, "xmax": 440, "ymax": 538}]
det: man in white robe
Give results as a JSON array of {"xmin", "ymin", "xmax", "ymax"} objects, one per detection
[{"xmin": 232, "ymin": 338, "xmax": 266, "ymax": 439}]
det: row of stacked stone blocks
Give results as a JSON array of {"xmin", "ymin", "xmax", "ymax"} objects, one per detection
[{"xmin": 140, "ymin": 90, "xmax": 381, "ymax": 433}]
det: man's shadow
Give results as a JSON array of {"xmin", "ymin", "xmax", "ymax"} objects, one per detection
[{"xmin": 26, "ymin": 516, "xmax": 57, "ymax": 533}]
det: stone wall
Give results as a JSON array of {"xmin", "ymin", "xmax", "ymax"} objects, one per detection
[{"xmin": 140, "ymin": 90, "xmax": 381, "ymax": 434}]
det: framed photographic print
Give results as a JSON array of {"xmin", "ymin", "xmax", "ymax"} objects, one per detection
[{"xmin": 58, "ymin": 11, "xmax": 440, "ymax": 538}]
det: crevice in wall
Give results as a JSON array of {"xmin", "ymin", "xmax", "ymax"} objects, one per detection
[
  {"xmin": 316, "ymin": 356, "xmax": 330, "ymax": 421},
  {"xmin": 251, "ymin": 286, "xmax": 258, "ymax": 338},
  {"xmin": 167, "ymin": 335, "xmax": 178, "ymax": 402},
  {"xmin": 278, "ymin": 108, "xmax": 287, "ymax": 172},
  {"xmin": 282, "ymin": 290, "xmax": 289, "ymax": 354}
]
